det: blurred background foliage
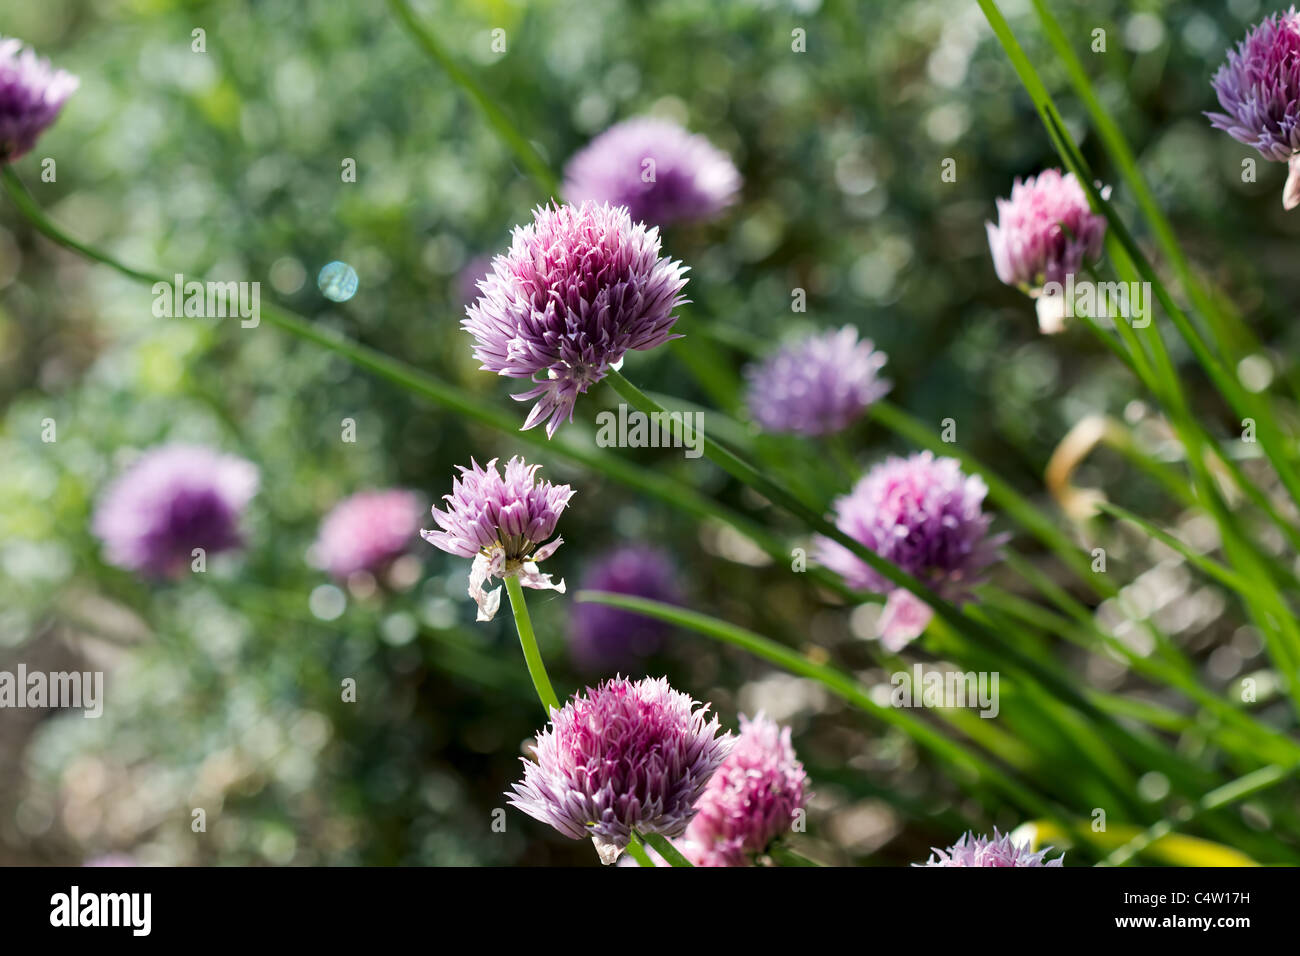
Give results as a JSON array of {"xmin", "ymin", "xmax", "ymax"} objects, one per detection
[{"xmin": 0, "ymin": 0, "xmax": 1296, "ymax": 865}]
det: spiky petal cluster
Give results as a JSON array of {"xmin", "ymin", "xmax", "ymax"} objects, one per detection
[
  {"xmin": 744, "ymin": 326, "xmax": 891, "ymax": 436},
  {"xmin": 681, "ymin": 713, "xmax": 808, "ymax": 867},
  {"xmin": 420, "ymin": 457, "xmax": 573, "ymax": 621},
  {"xmin": 1207, "ymin": 8, "xmax": 1300, "ymax": 208},
  {"xmin": 916, "ymin": 829, "xmax": 1064, "ymax": 867},
  {"xmin": 314, "ymin": 489, "xmax": 422, "ymax": 580},
  {"xmin": 508, "ymin": 676, "xmax": 732, "ymax": 864},
  {"xmin": 463, "ymin": 201, "xmax": 689, "ymax": 437},
  {"xmin": 562, "ymin": 117, "xmax": 741, "ymax": 226},
  {"xmin": 92, "ymin": 444, "xmax": 259, "ymax": 579},
  {"xmin": 0, "ymin": 37, "xmax": 78, "ymax": 162},
  {"xmin": 814, "ymin": 452, "xmax": 1003, "ymax": 650},
  {"xmin": 986, "ymin": 169, "xmax": 1106, "ymax": 332},
  {"xmin": 570, "ymin": 545, "xmax": 680, "ymax": 672}
]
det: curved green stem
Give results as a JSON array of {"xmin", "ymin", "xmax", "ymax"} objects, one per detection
[
  {"xmin": 386, "ymin": 0, "xmax": 560, "ymax": 197},
  {"xmin": 642, "ymin": 831, "xmax": 693, "ymax": 867},
  {"xmin": 768, "ymin": 844, "xmax": 822, "ymax": 867},
  {"xmin": 624, "ymin": 833, "xmax": 655, "ymax": 867},
  {"xmin": 1102, "ymin": 763, "xmax": 1299, "ymax": 867},
  {"xmin": 504, "ymin": 576, "xmax": 559, "ymax": 714}
]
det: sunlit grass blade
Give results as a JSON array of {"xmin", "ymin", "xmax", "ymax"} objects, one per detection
[
  {"xmin": 1094, "ymin": 500, "xmax": 1258, "ymax": 596},
  {"xmin": 1018, "ymin": 820, "xmax": 1261, "ymax": 868},
  {"xmin": 1100, "ymin": 762, "xmax": 1298, "ymax": 866},
  {"xmin": 386, "ymin": 0, "xmax": 559, "ymax": 196}
]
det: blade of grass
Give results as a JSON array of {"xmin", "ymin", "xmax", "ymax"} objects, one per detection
[
  {"xmin": 386, "ymin": 0, "xmax": 559, "ymax": 196},
  {"xmin": 1102, "ymin": 762, "xmax": 1299, "ymax": 867}
]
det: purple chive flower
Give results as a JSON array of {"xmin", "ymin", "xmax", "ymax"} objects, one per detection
[
  {"xmin": 562, "ymin": 117, "xmax": 741, "ymax": 226},
  {"xmin": 420, "ymin": 456, "xmax": 573, "ymax": 621},
  {"xmin": 92, "ymin": 444, "xmax": 259, "ymax": 579},
  {"xmin": 463, "ymin": 201, "xmax": 688, "ymax": 438},
  {"xmin": 987, "ymin": 170, "xmax": 1106, "ymax": 333},
  {"xmin": 744, "ymin": 326, "xmax": 891, "ymax": 436},
  {"xmin": 0, "ymin": 37, "xmax": 78, "ymax": 163},
  {"xmin": 570, "ymin": 545, "xmax": 680, "ymax": 672},
  {"xmin": 814, "ymin": 451, "xmax": 1004, "ymax": 650},
  {"xmin": 915, "ymin": 829, "xmax": 1064, "ymax": 867},
  {"xmin": 681, "ymin": 713, "xmax": 808, "ymax": 867},
  {"xmin": 314, "ymin": 489, "xmax": 423, "ymax": 580},
  {"xmin": 1207, "ymin": 8, "xmax": 1300, "ymax": 209},
  {"xmin": 508, "ymin": 675, "xmax": 733, "ymax": 864}
]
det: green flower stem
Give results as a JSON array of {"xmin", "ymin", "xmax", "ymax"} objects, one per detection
[
  {"xmin": 624, "ymin": 833, "xmax": 655, "ymax": 867},
  {"xmin": 642, "ymin": 832, "xmax": 693, "ymax": 867},
  {"xmin": 504, "ymin": 575, "xmax": 559, "ymax": 714},
  {"xmin": 767, "ymin": 844, "xmax": 821, "ymax": 867},
  {"xmin": 386, "ymin": 0, "xmax": 559, "ymax": 197}
]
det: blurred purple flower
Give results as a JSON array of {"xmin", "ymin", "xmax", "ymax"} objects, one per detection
[
  {"xmin": 987, "ymin": 169, "xmax": 1106, "ymax": 332},
  {"xmin": 1207, "ymin": 7, "xmax": 1300, "ymax": 208},
  {"xmin": 570, "ymin": 545, "xmax": 680, "ymax": 672},
  {"xmin": 915, "ymin": 829, "xmax": 1064, "ymax": 867},
  {"xmin": 508, "ymin": 675, "xmax": 732, "ymax": 864},
  {"xmin": 563, "ymin": 117, "xmax": 741, "ymax": 226},
  {"xmin": 0, "ymin": 37, "xmax": 78, "ymax": 162},
  {"xmin": 814, "ymin": 451, "xmax": 1004, "ymax": 649},
  {"xmin": 420, "ymin": 456, "xmax": 573, "ymax": 621},
  {"xmin": 682, "ymin": 713, "xmax": 808, "ymax": 867},
  {"xmin": 464, "ymin": 201, "xmax": 688, "ymax": 437},
  {"xmin": 92, "ymin": 444, "xmax": 259, "ymax": 579},
  {"xmin": 314, "ymin": 489, "xmax": 422, "ymax": 580},
  {"xmin": 83, "ymin": 853, "xmax": 138, "ymax": 867},
  {"xmin": 744, "ymin": 326, "xmax": 890, "ymax": 436}
]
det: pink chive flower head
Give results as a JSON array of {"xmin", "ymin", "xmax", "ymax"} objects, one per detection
[
  {"xmin": 570, "ymin": 545, "xmax": 681, "ymax": 672},
  {"xmin": 916, "ymin": 829, "xmax": 1065, "ymax": 867},
  {"xmin": 420, "ymin": 457, "xmax": 573, "ymax": 621},
  {"xmin": 508, "ymin": 676, "xmax": 732, "ymax": 864},
  {"xmin": 744, "ymin": 326, "xmax": 891, "ymax": 436},
  {"xmin": 986, "ymin": 169, "xmax": 1106, "ymax": 292},
  {"xmin": 463, "ymin": 201, "xmax": 689, "ymax": 438},
  {"xmin": 314, "ymin": 489, "xmax": 422, "ymax": 580},
  {"xmin": 92, "ymin": 444, "xmax": 259, "ymax": 579},
  {"xmin": 0, "ymin": 37, "xmax": 78, "ymax": 162},
  {"xmin": 562, "ymin": 117, "xmax": 741, "ymax": 226},
  {"xmin": 1206, "ymin": 8, "xmax": 1300, "ymax": 208},
  {"xmin": 814, "ymin": 452, "xmax": 1004, "ymax": 650},
  {"xmin": 682, "ymin": 713, "xmax": 808, "ymax": 867}
]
